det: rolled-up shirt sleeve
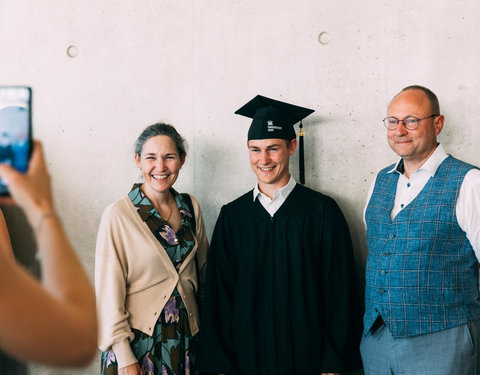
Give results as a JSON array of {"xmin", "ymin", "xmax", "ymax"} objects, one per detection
[{"xmin": 457, "ymin": 168, "xmax": 480, "ymax": 261}]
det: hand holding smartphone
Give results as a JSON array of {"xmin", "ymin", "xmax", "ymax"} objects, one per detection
[{"xmin": 0, "ymin": 86, "xmax": 32, "ymax": 196}]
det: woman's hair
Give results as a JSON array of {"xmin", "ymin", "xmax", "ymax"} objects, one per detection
[{"xmin": 134, "ymin": 123, "xmax": 187, "ymax": 158}]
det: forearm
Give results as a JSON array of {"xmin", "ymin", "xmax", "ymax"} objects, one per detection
[
  {"xmin": 0, "ymin": 254, "xmax": 96, "ymax": 366},
  {"xmin": 37, "ymin": 213, "xmax": 97, "ymax": 363},
  {"xmin": 0, "ymin": 209, "xmax": 96, "ymax": 364},
  {"xmin": 0, "ymin": 141, "xmax": 97, "ymax": 366},
  {"xmin": 36, "ymin": 213, "xmax": 94, "ymax": 306}
]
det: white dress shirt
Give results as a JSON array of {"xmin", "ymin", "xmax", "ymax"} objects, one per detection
[
  {"xmin": 364, "ymin": 144, "xmax": 480, "ymax": 260},
  {"xmin": 253, "ymin": 175, "xmax": 297, "ymax": 217}
]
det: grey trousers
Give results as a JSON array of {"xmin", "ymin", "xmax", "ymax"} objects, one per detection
[{"xmin": 360, "ymin": 320, "xmax": 480, "ymax": 375}]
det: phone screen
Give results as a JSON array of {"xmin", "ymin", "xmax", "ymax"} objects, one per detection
[{"xmin": 0, "ymin": 86, "xmax": 32, "ymax": 195}]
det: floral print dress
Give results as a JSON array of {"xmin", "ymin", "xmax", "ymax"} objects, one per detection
[{"xmin": 100, "ymin": 184, "xmax": 199, "ymax": 375}]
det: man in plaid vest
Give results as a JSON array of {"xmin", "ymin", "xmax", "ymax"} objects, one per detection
[{"xmin": 361, "ymin": 85, "xmax": 480, "ymax": 374}]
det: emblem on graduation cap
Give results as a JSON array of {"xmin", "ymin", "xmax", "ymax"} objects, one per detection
[{"xmin": 235, "ymin": 95, "xmax": 314, "ymax": 185}]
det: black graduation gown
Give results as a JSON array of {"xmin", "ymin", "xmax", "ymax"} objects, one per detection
[{"xmin": 197, "ymin": 184, "xmax": 362, "ymax": 374}]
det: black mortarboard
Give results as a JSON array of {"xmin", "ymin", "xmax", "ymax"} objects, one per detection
[
  {"xmin": 235, "ymin": 95, "xmax": 314, "ymax": 141},
  {"xmin": 235, "ymin": 95, "xmax": 314, "ymax": 184}
]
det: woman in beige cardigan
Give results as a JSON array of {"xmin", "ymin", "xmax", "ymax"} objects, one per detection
[{"xmin": 95, "ymin": 124, "xmax": 209, "ymax": 375}]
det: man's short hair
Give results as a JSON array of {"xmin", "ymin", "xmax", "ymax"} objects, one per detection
[{"xmin": 398, "ymin": 85, "xmax": 440, "ymax": 115}]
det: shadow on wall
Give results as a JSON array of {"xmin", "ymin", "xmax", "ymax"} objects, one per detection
[{"xmin": 1, "ymin": 205, "xmax": 39, "ymax": 375}]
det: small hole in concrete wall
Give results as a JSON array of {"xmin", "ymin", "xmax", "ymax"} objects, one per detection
[
  {"xmin": 318, "ymin": 32, "xmax": 330, "ymax": 45},
  {"xmin": 66, "ymin": 45, "xmax": 78, "ymax": 58}
]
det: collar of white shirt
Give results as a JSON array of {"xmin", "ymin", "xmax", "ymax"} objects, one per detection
[
  {"xmin": 387, "ymin": 143, "xmax": 448, "ymax": 178},
  {"xmin": 253, "ymin": 175, "xmax": 297, "ymax": 201},
  {"xmin": 253, "ymin": 175, "xmax": 297, "ymax": 216}
]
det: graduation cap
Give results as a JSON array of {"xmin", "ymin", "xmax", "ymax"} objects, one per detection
[{"xmin": 235, "ymin": 95, "xmax": 314, "ymax": 185}]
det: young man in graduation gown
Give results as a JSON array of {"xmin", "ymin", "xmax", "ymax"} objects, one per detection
[{"xmin": 197, "ymin": 95, "xmax": 363, "ymax": 375}]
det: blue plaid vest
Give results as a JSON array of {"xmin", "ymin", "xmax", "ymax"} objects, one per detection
[{"xmin": 364, "ymin": 156, "xmax": 480, "ymax": 338}]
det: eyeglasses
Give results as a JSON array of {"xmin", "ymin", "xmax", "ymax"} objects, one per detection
[{"xmin": 383, "ymin": 114, "xmax": 438, "ymax": 130}]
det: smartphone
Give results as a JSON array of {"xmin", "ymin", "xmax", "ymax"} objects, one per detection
[{"xmin": 0, "ymin": 86, "xmax": 32, "ymax": 195}]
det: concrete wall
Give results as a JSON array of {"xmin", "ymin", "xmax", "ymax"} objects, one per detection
[{"xmin": 1, "ymin": 0, "xmax": 479, "ymax": 373}]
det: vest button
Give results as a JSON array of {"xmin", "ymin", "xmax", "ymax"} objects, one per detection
[
  {"xmin": 389, "ymin": 234, "xmax": 395, "ymax": 239},
  {"xmin": 380, "ymin": 270, "xmax": 386, "ymax": 275},
  {"xmin": 384, "ymin": 251, "xmax": 390, "ymax": 256}
]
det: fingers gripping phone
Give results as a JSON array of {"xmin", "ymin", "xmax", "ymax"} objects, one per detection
[{"xmin": 0, "ymin": 86, "xmax": 32, "ymax": 196}]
